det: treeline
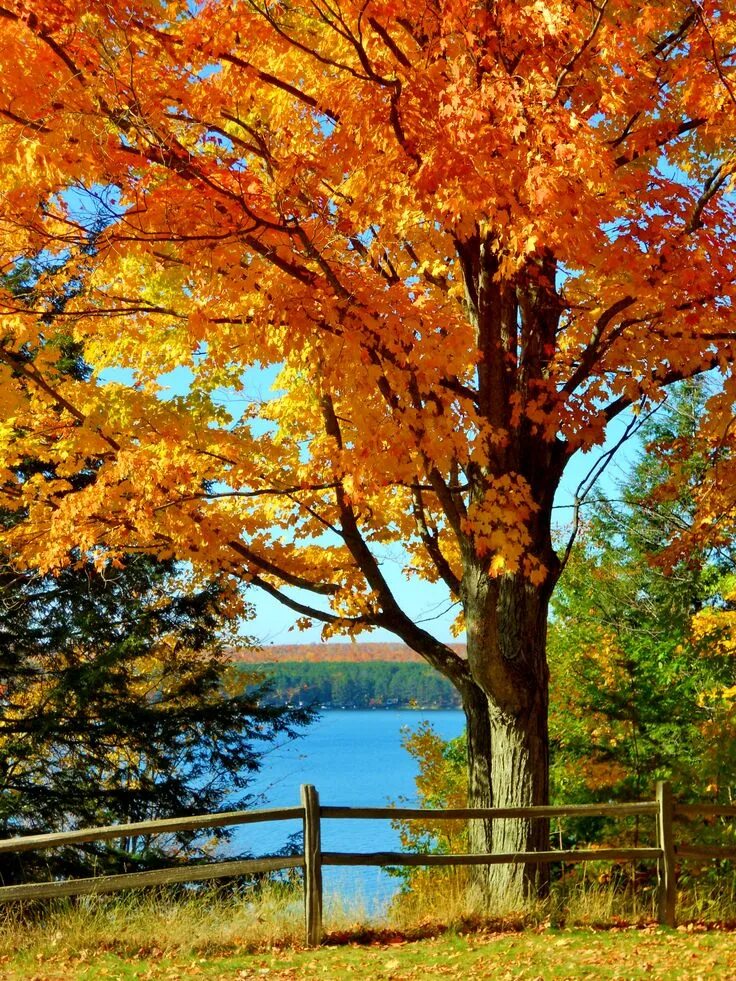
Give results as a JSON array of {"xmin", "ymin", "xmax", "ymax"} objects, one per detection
[
  {"xmin": 230, "ymin": 642, "xmax": 453, "ymax": 664},
  {"xmin": 244, "ymin": 661, "xmax": 462, "ymax": 709}
]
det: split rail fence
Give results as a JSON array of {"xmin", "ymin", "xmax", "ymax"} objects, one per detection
[{"xmin": 0, "ymin": 781, "xmax": 734, "ymax": 944}]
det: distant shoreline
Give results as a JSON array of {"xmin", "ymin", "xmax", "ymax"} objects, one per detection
[
  {"xmin": 284, "ymin": 704, "xmax": 463, "ymax": 712},
  {"xmin": 233, "ymin": 657, "xmax": 463, "ymax": 710}
]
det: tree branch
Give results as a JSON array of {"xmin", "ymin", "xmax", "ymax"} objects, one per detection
[
  {"xmin": 411, "ymin": 487, "xmax": 461, "ymax": 596},
  {"xmin": 246, "ymin": 572, "xmax": 373, "ymax": 626},
  {"xmin": 550, "ymin": 0, "xmax": 609, "ymax": 103},
  {"xmin": 318, "ymin": 391, "xmax": 470, "ymax": 681},
  {"xmin": 686, "ymin": 155, "xmax": 735, "ymax": 232},
  {"xmin": 225, "ymin": 538, "xmax": 340, "ymax": 596},
  {"xmin": 559, "ymin": 398, "xmax": 656, "ymax": 572},
  {"xmin": 561, "ymin": 295, "xmax": 636, "ymax": 396},
  {"xmin": 614, "ymin": 117, "xmax": 705, "ymax": 167},
  {"xmin": 0, "ymin": 348, "xmax": 121, "ymax": 453},
  {"xmin": 367, "ymin": 17, "xmax": 412, "ymax": 68},
  {"xmin": 602, "ymin": 354, "xmax": 728, "ymax": 425},
  {"xmin": 220, "ymin": 52, "xmax": 339, "ymax": 122}
]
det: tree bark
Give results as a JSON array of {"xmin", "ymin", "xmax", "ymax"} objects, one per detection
[
  {"xmin": 462, "ymin": 681, "xmax": 494, "ymax": 871},
  {"xmin": 485, "ymin": 686, "xmax": 550, "ymax": 902},
  {"xmin": 462, "ymin": 568, "xmax": 553, "ymax": 906}
]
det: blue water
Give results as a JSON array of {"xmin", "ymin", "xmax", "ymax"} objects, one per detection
[{"xmin": 229, "ymin": 710, "xmax": 465, "ymax": 913}]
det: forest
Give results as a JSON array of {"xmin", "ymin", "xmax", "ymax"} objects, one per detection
[
  {"xmin": 231, "ymin": 643, "xmax": 443, "ymax": 664},
  {"xmin": 247, "ymin": 660, "xmax": 461, "ymax": 709}
]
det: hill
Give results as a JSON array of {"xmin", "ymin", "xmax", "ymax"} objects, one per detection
[{"xmin": 229, "ymin": 642, "xmax": 466, "ymax": 664}]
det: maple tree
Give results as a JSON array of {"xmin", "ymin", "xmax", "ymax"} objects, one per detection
[
  {"xmin": 396, "ymin": 386, "xmax": 736, "ymax": 897},
  {"xmin": 2, "ymin": 0, "xmax": 736, "ymax": 902}
]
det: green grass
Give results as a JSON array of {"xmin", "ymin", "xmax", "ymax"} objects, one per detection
[{"xmin": 4, "ymin": 926, "xmax": 736, "ymax": 980}]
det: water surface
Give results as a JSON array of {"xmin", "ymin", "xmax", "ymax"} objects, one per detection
[{"xmin": 231, "ymin": 709, "xmax": 465, "ymax": 912}]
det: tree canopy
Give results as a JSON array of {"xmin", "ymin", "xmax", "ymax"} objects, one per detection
[{"xmin": 1, "ymin": 2, "xmax": 735, "ymax": 608}]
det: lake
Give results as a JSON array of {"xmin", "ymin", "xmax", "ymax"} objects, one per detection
[{"xmin": 229, "ymin": 709, "xmax": 465, "ymax": 913}]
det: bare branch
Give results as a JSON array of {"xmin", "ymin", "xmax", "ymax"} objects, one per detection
[{"xmin": 559, "ymin": 398, "xmax": 658, "ymax": 571}]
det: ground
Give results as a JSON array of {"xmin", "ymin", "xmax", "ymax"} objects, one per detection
[{"xmin": 4, "ymin": 926, "xmax": 736, "ymax": 980}]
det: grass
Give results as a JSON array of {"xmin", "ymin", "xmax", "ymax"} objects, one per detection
[
  {"xmin": 4, "ymin": 921, "xmax": 736, "ymax": 980},
  {"xmin": 1, "ymin": 873, "xmax": 736, "ymax": 979},
  {"xmin": 389, "ymin": 861, "xmax": 736, "ymax": 929}
]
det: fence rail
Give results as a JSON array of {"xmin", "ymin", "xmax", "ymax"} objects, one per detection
[
  {"xmin": 320, "ymin": 802, "xmax": 658, "ymax": 820},
  {"xmin": 0, "ymin": 806, "xmax": 305, "ymax": 855},
  {"xmin": 0, "ymin": 782, "xmax": 733, "ymax": 944}
]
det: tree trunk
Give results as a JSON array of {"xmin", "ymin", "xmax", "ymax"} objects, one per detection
[
  {"xmin": 463, "ymin": 682, "xmax": 494, "ymax": 867},
  {"xmin": 462, "ymin": 568, "xmax": 552, "ymax": 907},
  {"xmin": 485, "ymin": 686, "xmax": 550, "ymax": 902}
]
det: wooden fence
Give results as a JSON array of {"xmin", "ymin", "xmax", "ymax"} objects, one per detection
[{"xmin": 0, "ymin": 781, "xmax": 734, "ymax": 945}]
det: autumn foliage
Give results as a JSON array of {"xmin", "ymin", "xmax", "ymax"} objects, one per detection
[
  {"xmin": 2, "ymin": 1, "xmax": 736, "ymax": 584},
  {"xmin": 3, "ymin": 0, "xmax": 736, "ymax": 902}
]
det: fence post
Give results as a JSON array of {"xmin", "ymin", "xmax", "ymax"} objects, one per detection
[
  {"xmin": 301, "ymin": 784, "xmax": 323, "ymax": 946},
  {"xmin": 656, "ymin": 781, "xmax": 676, "ymax": 927}
]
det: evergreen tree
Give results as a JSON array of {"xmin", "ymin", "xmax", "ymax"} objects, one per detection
[
  {"xmin": 548, "ymin": 381, "xmax": 736, "ymax": 805},
  {"xmin": 0, "ymin": 552, "xmax": 312, "ymax": 885}
]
